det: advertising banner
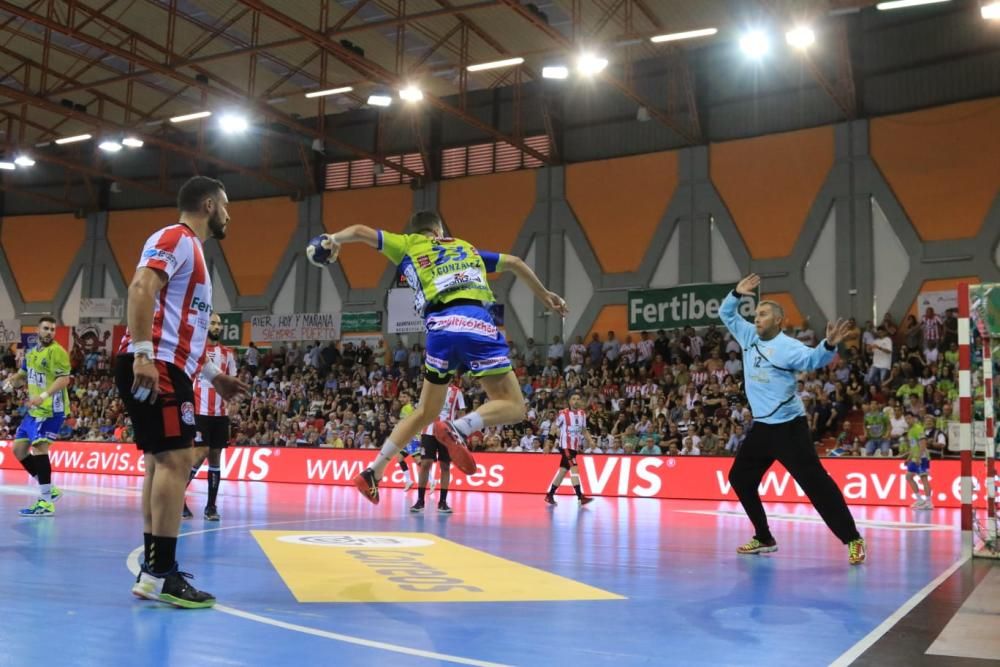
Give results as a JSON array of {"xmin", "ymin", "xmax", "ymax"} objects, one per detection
[{"xmin": 0, "ymin": 441, "xmax": 991, "ymax": 508}]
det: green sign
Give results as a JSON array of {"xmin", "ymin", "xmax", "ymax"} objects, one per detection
[
  {"xmin": 341, "ymin": 311, "xmax": 383, "ymax": 333},
  {"xmin": 219, "ymin": 312, "xmax": 243, "ymax": 346},
  {"xmin": 628, "ymin": 283, "xmax": 757, "ymax": 331}
]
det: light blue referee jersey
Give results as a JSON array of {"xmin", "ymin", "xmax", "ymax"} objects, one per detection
[{"xmin": 719, "ymin": 291, "xmax": 837, "ymax": 424}]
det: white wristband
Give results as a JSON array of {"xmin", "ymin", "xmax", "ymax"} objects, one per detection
[
  {"xmin": 201, "ymin": 360, "xmax": 222, "ymax": 383},
  {"xmin": 133, "ymin": 341, "xmax": 154, "ymax": 358},
  {"xmin": 40, "ymin": 391, "xmax": 49, "ymax": 400}
]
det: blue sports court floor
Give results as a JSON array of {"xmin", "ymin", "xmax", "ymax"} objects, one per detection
[{"xmin": 0, "ymin": 469, "xmax": 996, "ymax": 666}]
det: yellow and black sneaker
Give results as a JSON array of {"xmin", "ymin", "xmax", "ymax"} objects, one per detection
[
  {"xmin": 353, "ymin": 468, "xmax": 380, "ymax": 505},
  {"xmin": 737, "ymin": 537, "xmax": 778, "ymax": 555},
  {"xmin": 133, "ymin": 566, "xmax": 215, "ymax": 608},
  {"xmin": 848, "ymin": 538, "xmax": 866, "ymax": 565}
]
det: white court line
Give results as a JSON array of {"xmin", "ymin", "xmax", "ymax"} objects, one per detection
[
  {"xmin": 676, "ymin": 509, "xmax": 954, "ymax": 531},
  {"xmin": 126, "ymin": 517, "xmax": 512, "ymax": 667},
  {"xmin": 828, "ymin": 554, "xmax": 970, "ymax": 667}
]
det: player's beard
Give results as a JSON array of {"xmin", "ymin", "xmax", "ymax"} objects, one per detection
[
  {"xmin": 208, "ymin": 207, "xmax": 227, "ymax": 240},
  {"xmin": 208, "ymin": 331, "xmax": 221, "ymax": 342}
]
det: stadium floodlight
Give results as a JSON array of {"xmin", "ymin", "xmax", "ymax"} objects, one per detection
[
  {"xmin": 122, "ymin": 137, "xmax": 144, "ymax": 148},
  {"xmin": 650, "ymin": 27, "xmax": 718, "ymax": 43},
  {"xmin": 218, "ymin": 113, "xmax": 249, "ymax": 134},
  {"xmin": 983, "ymin": 1, "xmax": 1000, "ymax": 19},
  {"xmin": 98, "ymin": 140, "xmax": 123, "ymax": 153},
  {"xmin": 542, "ymin": 65, "xmax": 569, "ymax": 79},
  {"xmin": 367, "ymin": 94, "xmax": 392, "ymax": 107},
  {"xmin": 0, "ymin": 161, "xmax": 15, "ymax": 170},
  {"xmin": 786, "ymin": 26, "xmax": 816, "ymax": 50},
  {"xmin": 577, "ymin": 53, "xmax": 609, "ymax": 76},
  {"xmin": 14, "ymin": 155, "xmax": 35, "ymax": 167},
  {"xmin": 399, "ymin": 85, "xmax": 424, "ymax": 102},
  {"xmin": 739, "ymin": 30, "xmax": 770, "ymax": 59}
]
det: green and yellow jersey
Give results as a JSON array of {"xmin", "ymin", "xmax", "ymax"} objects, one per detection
[
  {"xmin": 378, "ymin": 230, "xmax": 501, "ymax": 317},
  {"xmin": 22, "ymin": 342, "xmax": 71, "ymax": 418}
]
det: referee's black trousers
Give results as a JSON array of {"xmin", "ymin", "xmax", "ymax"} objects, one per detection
[{"xmin": 728, "ymin": 416, "xmax": 861, "ymax": 544}]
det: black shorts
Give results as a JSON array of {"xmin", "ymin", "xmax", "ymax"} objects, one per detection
[
  {"xmin": 195, "ymin": 415, "xmax": 231, "ymax": 449},
  {"xmin": 558, "ymin": 447, "xmax": 579, "ymax": 469},
  {"xmin": 115, "ymin": 354, "xmax": 197, "ymax": 455},
  {"xmin": 419, "ymin": 433, "xmax": 451, "ymax": 463}
]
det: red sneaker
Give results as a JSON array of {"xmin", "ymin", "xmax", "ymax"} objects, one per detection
[
  {"xmin": 352, "ymin": 469, "xmax": 380, "ymax": 505},
  {"xmin": 432, "ymin": 420, "xmax": 477, "ymax": 475}
]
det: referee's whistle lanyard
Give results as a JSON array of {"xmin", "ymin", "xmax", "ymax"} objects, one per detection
[{"xmin": 748, "ymin": 342, "xmax": 798, "ymax": 422}]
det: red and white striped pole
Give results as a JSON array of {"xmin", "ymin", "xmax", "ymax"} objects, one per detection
[
  {"xmin": 983, "ymin": 334, "xmax": 995, "ymax": 542},
  {"xmin": 958, "ymin": 283, "xmax": 973, "ymax": 545}
]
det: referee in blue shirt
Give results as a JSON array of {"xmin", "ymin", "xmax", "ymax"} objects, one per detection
[{"xmin": 721, "ymin": 274, "xmax": 866, "ymax": 565}]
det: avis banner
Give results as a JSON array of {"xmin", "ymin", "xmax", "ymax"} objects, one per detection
[{"xmin": 0, "ymin": 441, "xmax": 992, "ymax": 509}]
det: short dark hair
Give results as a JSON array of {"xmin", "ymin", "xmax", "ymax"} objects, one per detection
[
  {"xmin": 408, "ymin": 210, "xmax": 443, "ymax": 235},
  {"xmin": 38, "ymin": 316, "xmax": 56, "ymax": 326},
  {"xmin": 177, "ymin": 176, "xmax": 226, "ymax": 214}
]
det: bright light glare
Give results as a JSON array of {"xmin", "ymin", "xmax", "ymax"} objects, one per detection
[
  {"xmin": 983, "ymin": 1, "xmax": 1000, "ymax": 19},
  {"xmin": 650, "ymin": 27, "xmax": 717, "ymax": 43},
  {"xmin": 577, "ymin": 53, "xmax": 609, "ymax": 76},
  {"xmin": 14, "ymin": 155, "xmax": 35, "ymax": 167},
  {"xmin": 219, "ymin": 114, "xmax": 249, "ymax": 134},
  {"xmin": 399, "ymin": 85, "xmax": 423, "ymax": 102},
  {"xmin": 542, "ymin": 66, "xmax": 569, "ymax": 79},
  {"xmin": 740, "ymin": 30, "xmax": 770, "ymax": 58},
  {"xmin": 122, "ymin": 137, "xmax": 144, "ymax": 148},
  {"xmin": 98, "ymin": 140, "xmax": 123, "ymax": 153},
  {"xmin": 785, "ymin": 26, "xmax": 816, "ymax": 49},
  {"xmin": 367, "ymin": 94, "xmax": 392, "ymax": 107},
  {"xmin": 0, "ymin": 162, "xmax": 15, "ymax": 170}
]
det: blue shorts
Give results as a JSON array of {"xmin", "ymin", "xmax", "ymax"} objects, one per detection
[
  {"xmin": 403, "ymin": 439, "xmax": 422, "ymax": 457},
  {"xmin": 906, "ymin": 458, "xmax": 930, "ymax": 475},
  {"xmin": 15, "ymin": 414, "xmax": 65, "ymax": 444},
  {"xmin": 424, "ymin": 304, "xmax": 511, "ymax": 381}
]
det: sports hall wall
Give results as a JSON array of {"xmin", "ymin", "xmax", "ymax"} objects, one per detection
[{"xmin": 1, "ymin": 96, "xmax": 999, "ymax": 346}]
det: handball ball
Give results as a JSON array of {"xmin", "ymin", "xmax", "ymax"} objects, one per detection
[{"xmin": 306, "ymin": 234, "xmax": 339, "ymax": 267}]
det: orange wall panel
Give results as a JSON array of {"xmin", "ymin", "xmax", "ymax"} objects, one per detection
[
  {"xmin": 871, "ymin": 98, "xmax": 1000, "ymax": 241},
  {"xmin": 323, "ymin": 186, "xmax": 412, "ymax": 290},
  {"xmin": 221, "ymin": 198, "xmax": 298, "ymax": 296},
  {"xmin": 107, "ymin": 208, "xmax": 178, "ymax": 284},
  {"xmin": 587, "ymin": 304, "xmax": 629, "ymax": 340},
  {"xmin": 2, "ymin": 214, "xmax": 85, "ymax": 302},
  {"xmin": 711, "ymin": 126, "xmax": 834, "ymax": 259},
  {"xmin": 439, "ymin": 170, "xmax": 535, "ymax": 254},
  {"xmin": 566, "ymin": 152, "xmax": 678, "ymax": 274},
  {"xmin": 760, "ymin": 292, "xmax": 804, "ymax": 328}
]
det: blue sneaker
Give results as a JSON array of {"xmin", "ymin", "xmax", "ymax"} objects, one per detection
[{"xmin": 19, "ymin": 499, "xmax": 55, "ymax": 517}]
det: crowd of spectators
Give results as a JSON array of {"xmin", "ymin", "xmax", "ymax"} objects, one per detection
[{"xmin": 0, "ymin": 304, "xmax": 993, "ymax": 458}]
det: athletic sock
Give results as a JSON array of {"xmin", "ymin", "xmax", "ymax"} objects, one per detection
[
  {"xmin": 207, "ymin": 466, "xmax": 221, "ymax": 506},
  {"xmin": 149, "ymin": 536, "xmax": 178, "ymax": 576},
  {"xmin": 453, "ymin": 412, "xmax": 485, "ymax": 437}
]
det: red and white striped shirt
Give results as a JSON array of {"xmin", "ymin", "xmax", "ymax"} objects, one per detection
[
  {"xmin": 194, "ymin": 343, "xmax": 238, "ymax": 416},
  {"xmin": 422, "ymin": 385, "xmax": 466, "ymax": 435},
  {"xmin": 555, "ymin": 408, "xmax": 587, "ymax": 451},
  {"xmin": 118, "ymin": 224, "xmax": 212, "ymax": 379},
  {"xmin": 921, "ymin": 315, "xmax": 943, "ymax": 343}
]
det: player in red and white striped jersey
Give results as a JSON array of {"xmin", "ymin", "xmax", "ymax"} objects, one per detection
[
  {"xmin": 183, "ymin": 313, "xmax": 239, "ymax": 522},
  {"xmin": 411, "ymin": 378, "xmax": 466, "ymax": 514},
  {"xmin": 544, "ymin": 393, "xmax": 595, "ymax": 506},
  {"xmin": 115, "ymin": 176, "xmax": 247, "ymax": 609}
]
